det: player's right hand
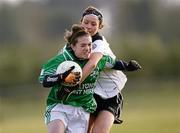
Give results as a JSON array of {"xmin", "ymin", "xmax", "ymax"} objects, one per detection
[
  {"xmin": 60, "ymin": 66, "xmax": 75, "ymax": 81},
  {"xmin": 59, "ymin": 66, "xmax": 81, "ymax": 85},
  {"xmin": 64, "ymin": 72, "xmax": 81, "ymax": 84}
]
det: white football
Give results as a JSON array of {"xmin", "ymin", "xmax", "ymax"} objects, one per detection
[{"xmin": 56, "ymin": 60, "xmax": 82, "ymax": 86}]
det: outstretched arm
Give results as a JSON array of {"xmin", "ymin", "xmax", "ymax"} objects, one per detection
[{"xmin": 112, "ymin": 60, "xmax": 142, "ymax": 71}]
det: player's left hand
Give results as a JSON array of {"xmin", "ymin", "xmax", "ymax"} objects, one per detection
[
  {"xmin": 57, "ymin": 84, "xmax": 80, "ymax": 100},
  {"xmin": 126, "ymin": 60, "xmax": 142, "ymax": 71}
]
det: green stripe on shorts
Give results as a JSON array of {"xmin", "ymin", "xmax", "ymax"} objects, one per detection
[{"xmin": 45, "ymin": 103, "xmax": 57, "ymax": 124}]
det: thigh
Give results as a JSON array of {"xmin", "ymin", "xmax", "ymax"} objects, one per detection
[
  {"xmin": 67, "ymin": 108, "xmax": 90, "ymax": 133},
  {"xmin": 93, "ymin": 110, "xmax": 114, "ymax": 133},
  {"xmin": 92, "ymin": 93, "xmax": 121, "ymax": 119},
  {"xmin": 88, "ymin": 114, "xmax": 96, "ymax": 133},
  {"xmin": 47, "ymin": 119, "xmax": 65, "ymax": 133},
  {"xmin": 45, "ymin": 104, "xmax": 68, "ymax": 127},
  {"xmin": 91, "ymin": 94, "xmax": 123, "ymax": 132}
]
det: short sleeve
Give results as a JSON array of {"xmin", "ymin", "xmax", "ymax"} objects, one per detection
[{"xmin": 92, "ymin": 40, "xmax": 106, "ymax": 54}]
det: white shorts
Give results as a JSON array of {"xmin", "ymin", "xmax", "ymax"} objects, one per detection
[{"xmin": 45, "ymin": 103, "xmax": 90, "ymax": 133}]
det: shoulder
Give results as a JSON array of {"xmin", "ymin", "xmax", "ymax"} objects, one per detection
[
  {"xmin": 92, "ymin": 32, "xmax": 103, "ymax": 42},
  {"xmin": 44, "ymin": 54, "xmax": 65, "ymax": 67},
  {"xmin": 92, "ymin": 33, "xmax": 105, "ymax": 51},
  {"xmin": 92, "ymin": 35, "xmax": 110, "ymax": 54},
  {"xmin": 92, "ymin": 33, "xmax": 109, "ymax": 47},
  {"xmin": 51, "ymin": 54, "xmax": 65, "ymax": 62}
]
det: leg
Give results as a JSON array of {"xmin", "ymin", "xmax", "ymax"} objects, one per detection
[
  {"xmin": 88, "ymin": 114, "xmax": 96, "ymax": 133},
  {"xmin": 92, "ymin": 110, "xmax": 114, "ymax": 133},
  {"xmin": 47, "ymin": 119, "xmax": 65, "ymax": 133},
  {"xmin": 67, "ymin": 108, "xmax": 90, "ymax": 133}
]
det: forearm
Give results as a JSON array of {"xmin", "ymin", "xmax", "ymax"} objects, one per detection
[
  {"xmin": 112, "ymin": 60, "xmax": 142, "ymax": 71},
  {"xmin": 81, "ymin": 62, "xmax": 96, "ymax": 83},
  {"xmin": 80, "ymin": 52, "xmax": 103, "ymax": 83},
  {"xmin": 112, "ymin": 60, "xmax": 128, "ymax": 71},
  {"xmin": 42, "ymin": 74, "xmax": 61, "ymax": 87}
]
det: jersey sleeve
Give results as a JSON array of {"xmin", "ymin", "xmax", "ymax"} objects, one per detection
[
  {"xmin": 39, "ymin": 55, "xmax": 64, "ymax": 83},
  {"xmin": 97, "ymin": 55, "xmax": 116, "ymax": 72},
  {"xmin": 104, "ymin": 55, "xmax": 116, "ymax": 68},
  {"xmin": 92, "ymin": 38, "xmax": 116, "ymax": 60},
  {"xmin": 92, "ymin": 40, "xmax": 106, "ymax": 54}
]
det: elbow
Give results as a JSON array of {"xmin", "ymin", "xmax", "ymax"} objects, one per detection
[
  {"xmin": 42, "ymin": 76, "xmax": 51, "ymax": 88},
  {"xmin": 42, "ymin": 82, "xmax": 49, "ymax": 88}
]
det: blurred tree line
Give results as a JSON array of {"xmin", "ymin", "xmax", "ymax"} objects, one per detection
[{"xmin": 0, "ymin": 0, "xmax": 180, "ymax": 86}]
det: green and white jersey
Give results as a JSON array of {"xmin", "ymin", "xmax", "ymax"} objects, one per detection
[{"xmin": 39, "ymin": 47, "xmax": 115, "ymax": 113}]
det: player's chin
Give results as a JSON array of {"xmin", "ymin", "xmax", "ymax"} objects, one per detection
[
  {"xmin": 81, "ymin": 54, "xmax": 91, "ymax": 59},
  {"xmin": 86, "ymin": 53, "xmax": 91, "ymax": 59}
]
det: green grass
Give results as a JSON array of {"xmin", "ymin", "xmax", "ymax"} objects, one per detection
[
  {"xmin": 1, "ymin": 80, "xmax": 180, "ymax": 133},
  {"xmin": 1, "ymin": 100, "xmax": 47, "ymax": 133},
  {"xmin": 111, "ymin": 79, "xmax": 180, "ymax": 133}
]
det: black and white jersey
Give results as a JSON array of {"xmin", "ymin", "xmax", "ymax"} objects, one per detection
[{"xmin": 92, "ymin": 33, "xmax": 127, "ymax": 99}]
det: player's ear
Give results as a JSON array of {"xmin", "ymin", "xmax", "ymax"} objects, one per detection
[
  {"xmin": 99, "ymin": 24, "xmax": 104, "ymax": 29},
  {"xmin": 71, "ymin": 43, "xmax": 76, "ymax": 51}
]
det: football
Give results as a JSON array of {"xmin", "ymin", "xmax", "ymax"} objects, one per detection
[{"xmin": 56, "ymin": 60, "xmax": 82, "ymax": 86}]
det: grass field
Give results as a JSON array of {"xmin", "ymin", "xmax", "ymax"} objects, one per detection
[{"xmin": 1, "ymin": 80, "xmax": 180, "ymax": 133}]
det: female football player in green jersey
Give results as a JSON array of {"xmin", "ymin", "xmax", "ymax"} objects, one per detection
[{"xmin": 39, "ymin": 24, "xmax": 115, "ymax": 133}]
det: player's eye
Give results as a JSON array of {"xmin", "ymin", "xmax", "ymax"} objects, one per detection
[
  {"xmin": 88, "ymin": 43, "xmax": 92, "ymax": 46},
  {"xmin": 91, "ymin": 22, "xmax": 97, "ymax": 27}
]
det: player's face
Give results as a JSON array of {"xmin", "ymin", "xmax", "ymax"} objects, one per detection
[
  {"xmin": 81, "ymin": 14, "xmax": 100, "ymax": 36},
  {"xmin": 71, "ymin": 35, "xmax": 92, "ymax": 59}
]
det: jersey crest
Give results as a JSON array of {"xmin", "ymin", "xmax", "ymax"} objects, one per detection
[{"xmin": 92, "ymin": 43, "xmax": 97, "ymax": 50}]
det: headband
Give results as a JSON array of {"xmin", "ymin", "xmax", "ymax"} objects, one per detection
[{"xmin": 82, "ymin": 10, "xmax": 103, "ymax": 21}]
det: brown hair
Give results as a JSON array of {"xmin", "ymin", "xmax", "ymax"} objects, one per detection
[
  {"xmin": 64, "ymin": 24, "xmax": 89, "ymax": 45},
  {"xmin": 81, "ymin": 6, "xmax": 104, "ymax": 29}
]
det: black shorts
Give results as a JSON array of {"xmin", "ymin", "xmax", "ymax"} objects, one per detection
[{"xmin": 91, "ymin": 93, "xmax": 123, "ymax": 120}]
